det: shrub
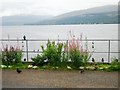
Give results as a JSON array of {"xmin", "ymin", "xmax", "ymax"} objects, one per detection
[
  {"xmin": 109, "ymin": 57, "xmax": 120, "ymax": 71},
  {"xmin": 60, "ymin": 43, "xmax": 68, "ymax": 66},
  {"xmin": 66, "ymin": 31, "xmax": 91, "ymax": 69},
  {"xmin": 41, "ymin": 40, "xmax": 63, "ymax": 66},
  {"xmin": 31, "ymin": 32, "xmax": 91, "ymax": 69},
  {"xmin": 32, "ymin": 40, "xmax": 64, "ymax": 67},
  {"xmin": 1, "ymin": 39, "xmax": 22, "ymax": 65},
  {"xmin": 31, "ymin": 54, "xmax": 47, "ymax": 66}
]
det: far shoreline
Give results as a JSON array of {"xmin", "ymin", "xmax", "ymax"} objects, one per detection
[{"xmin": 1, "ymin": 23, "xmax": 119, "ymax": 26}]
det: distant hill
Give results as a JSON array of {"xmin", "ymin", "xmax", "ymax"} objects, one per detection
[
  {"xmin": 36, "ymin": 5, "xmax": 118, "ymax": 25},
  {"xmin": 2, "ymin": 15, "xmax": 53, "ymax": 26},
  {"xmin": 2, "ymin": 5, "xmax": 119, "ymax": 25}
]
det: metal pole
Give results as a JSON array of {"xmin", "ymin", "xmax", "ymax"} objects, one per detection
[
  {"xmin": 108, "ymin": 40, "xmax": 111, "ymax": 63},
  {"xmin": 66, "ymin": 40, "xmax": 68, "ymax": 60},
  {"xmin": 26, "ymin": 40, "xmax": 29, "ymax": 62}
]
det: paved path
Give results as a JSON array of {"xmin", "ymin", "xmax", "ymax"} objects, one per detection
[{"xmin": 2, "ymin": 69, "xmax": 118, "ymax": 88}]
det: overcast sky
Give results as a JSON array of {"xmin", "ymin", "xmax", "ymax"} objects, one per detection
[{"xmin": 0, "ymin": 0, "xmax": 119, "ymax": 17}]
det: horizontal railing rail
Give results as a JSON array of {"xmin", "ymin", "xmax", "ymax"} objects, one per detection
[
  {"xmin": 0, "ymin": 39, "xmax": 120, "ymax": 41},
  {"xmin": 0, "ymin": 38, "xmax": 119, "ymax": 63}
]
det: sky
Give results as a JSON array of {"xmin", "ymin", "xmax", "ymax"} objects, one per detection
[{"xmin": 0, "ymin": 0, "xmax": 119, "ymax": 17}]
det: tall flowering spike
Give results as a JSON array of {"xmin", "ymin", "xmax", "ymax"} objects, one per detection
[
  {"xmin": 68, "ymin": 31, "xmax": 90, "ymax": 54},
  {"xmin": 1, "ymin": 36, "xmax": 22, "ymax": 65},
  {"xmin": 11, "ymin": 47, "xmax": 14, "ymax": 51},
  {"xmin": 76, "ymin": 38, "xmax": 80, "ymax": 49},
  {"xmin": 5, "ymin": 44, "xmax": 8, "ymax": 51},
  {"xmin": 0, "ymin": 36, "xmax": 22, "ymax": 54},
  {"xmin": 79, "ymin": 33, "xmax": 83, "ymax": 50},
  {"xmin": 10, "ymin": 45, "xmax": 12, "ymax": 51},
  {"xmin": 1, "ymin": 42, "xmax": 5, "ymax": 51},
  {"xmin": 85, "ymin": 37, "xmax": 88, "ymax": 52},
  {"xmin": 67, "ymin": 31, "xmax": 91, "ymax": 68}
]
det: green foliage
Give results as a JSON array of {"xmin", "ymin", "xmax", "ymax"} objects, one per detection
[
  {"xmin": 69, "ymin": 50, "xmax": 91, "ymax": 69},
  {"xmin": 32, "ymin": 33, "xmax": 91, "ymax": 69},
  {"xmin": 82, "ymin": 52, "xmax": 91, "ymax": 66},
  {"xmin": 61, "ymin": 52, "xmax": 68, "ymax": 65},
  {"xmin": 1, "ymin": 37, "xmax": 22, "ymax": 66},
  {"xmin": 15, "ymin": 51, "xmax": 22, "ymax": 63},
  {"xmin": 109, "ymin": 57, "xmax": 120, "ymax": 71},
  {"xmin": 42, "ymin": 40, "xmax": 63, "ymax": 66},
  {"xmin": 32, "ymin": 40, "xmax": 64, "ymax": 67},
  {"xmin": 1, "ymin": 46, "xmax": 22, "ymax": 65},
  {"xmin": 31, "ymin": 54, "xmax": 46, "ymax": 66},
  {"xmin": 82, "ymin": 38, "xmax": 91, "ymax": 66},
  {"xmin": 60, "ymin": 43, "xmax": 69, "ymax": 66},
  {"xmin": 69, "ymin": 49, "xmax": 83, "ymax": 69},
  {"xmin": 67, "ymin": 32, "xmax": 91, "ymax": 69}
]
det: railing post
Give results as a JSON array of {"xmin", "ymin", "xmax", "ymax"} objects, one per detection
[
  {"xmin": 66, "ymin": 40, "xmax": 68, "ymax": 60},
  {"xmin": 26, "ymin": 40, "xmax": 29, "ymax": 62},
  {"xmin": 108, "ymin": 40, "xmax": 111, "ymax": 63}
]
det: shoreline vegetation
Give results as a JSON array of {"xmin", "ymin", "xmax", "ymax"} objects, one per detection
[
  {"xmin": 1, "ymin": 23, "xmax": 118, "ymax": 27},
  {"xmin": 0, "ymin": 23, "xmax": 120, "ymax": 26},
  {"xmin": 24, "ymin": 23, "xmax": 118, "ymax": 26},
  {"xmin": 0, "ymin": 31, "xmax": 120, "ymax": 71}
]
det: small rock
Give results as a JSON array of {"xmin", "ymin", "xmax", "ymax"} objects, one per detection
[
  {"xmin": 86, "ymin": 66, "xmax": 95, "ymax": 70},
  {"xmin": 1, "ymin": 65, "xmax": 7, "ymax": 68},
  {"xmin": 99, "ymin": 67, "xmax": 104, "ymax": 70},
  {"xmin": 67, "ymin": 66, "xmax": 72, "ymax": 70},
  {"xmin": 90, "ymin": 67, "xmax": 95, "ymax": 70},
  {"xmin": 85, "ymin": 66, "xmax": 90, "ymax": 70},
  {"xmin": 33, "ymin": 66, "xmax": 38, "ymax": 69},
  {"xmin": 28, "ymin": 65, "xmax": 33, "ymax": 69},
  {"xmin": 79, "ymin": 67, "xmax": 84, "ymax": 70},
  {"xmin": 105, "ymin": 66, "xmax": 109, "ymax": 69},
  {"xmin": 55, "ymin": 67, "xmax": 58, "ymax": 69},
  {"xmin": 8, "ymin": 66, "xmax": 12, "ymax": 68}
]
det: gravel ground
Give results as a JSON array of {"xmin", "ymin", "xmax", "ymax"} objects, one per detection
[{"xmin": 2, "ymin": 69, "xmax": 118, "ymax": 88}]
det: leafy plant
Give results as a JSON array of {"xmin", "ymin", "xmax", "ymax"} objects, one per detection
[
  {"xmin": 31, "ymin": 54, "xmax": 47, "ymax": 66},
  {"xmin": 41, "ymin": 40, "xmax": 63, "ymax": 66},
  {"xmin": 109, "ymin": 57, "xmax": 120, "ymax": 71},
  {"xmin": 66, "ymin": 31, "xmax": 91, "ymax": 69},
  {"xmin": 1, "ymin": 38, "xmax": 22, "ymax": 65}
]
